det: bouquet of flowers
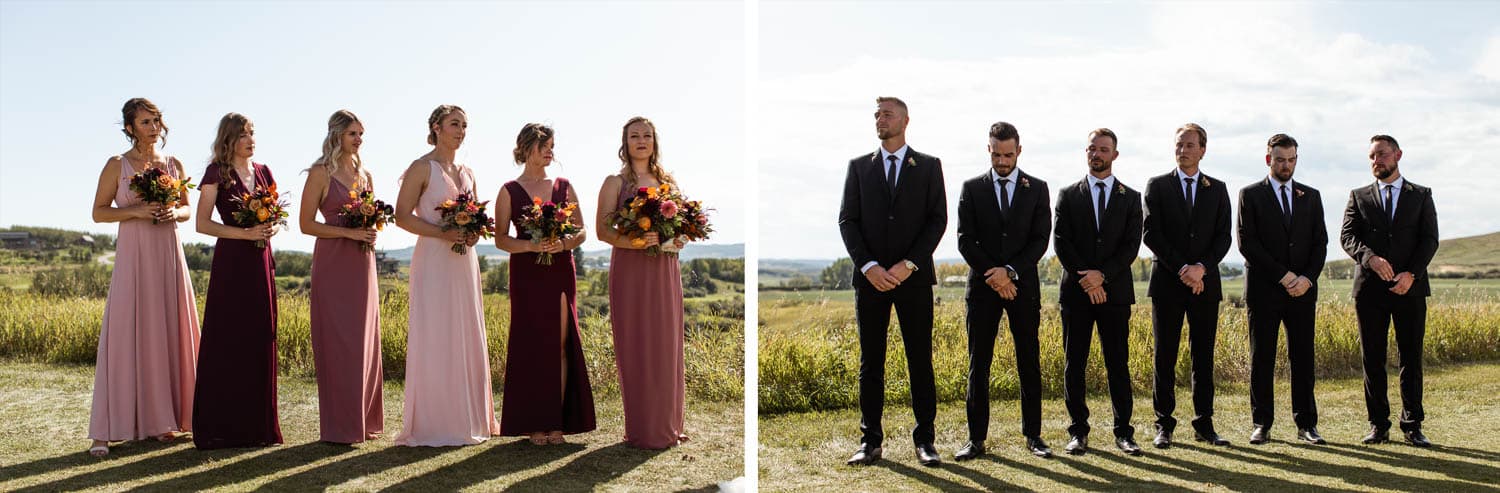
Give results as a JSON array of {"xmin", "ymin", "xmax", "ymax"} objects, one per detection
[
  {"xmin": 435, "ymin": 192, "xmax": 495, "ymax": 254},
  {"xmin": 517, "ymin": 197, "xmax": 581, "ymax": 265},
  {"xmin": 337, "ymin": 187, "xmax": 396, "ymax": 252},
  {"xmin": 127, "ymin": 167, "xmax": 195, "ymax": 224},
  {"xmin": 607, "ymin": 183, "xmax": 713, "ymax": 257},
  {"xmin": 229, "ymin": 183, "xmax": 290, "ymax": 248}
]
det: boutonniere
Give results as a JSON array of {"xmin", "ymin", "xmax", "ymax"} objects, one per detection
[
  {"xmin": 1020, "ymin": 177, "xmax": 1031, "ymax": 188},
  {"xmin": 1116, "ymin": 183, "xmax": 1126, "ymax": 194},
  {"xmin": 1402, "ymin": 182, "xmax": 1413, "ymax": 192},
  {"xmin": 1295, "ymin": 188, "xmax": 1305, "ymax": 198},
  {"xmin": 905, "ymin": 157, "xmax": 916, "ymax": 167},
  {"xmin": 1202, "ymin": 177, "xmax": 1212, "ymax": 188}
]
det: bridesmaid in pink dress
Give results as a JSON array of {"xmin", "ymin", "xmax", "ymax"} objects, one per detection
[
  {"xmin": 86, "ymin": 98, "xmax": 201, "ymax": 457},
  {"xmin": 298, "ymin": 110, "xmax": 384, "ymax": 445},
  {"xmin": 493, "ymin": 124, "xmax": 597, "ymax": 445},
  {"xmin": 595, "ymin": 116, "xmax": 690, "ymax": 449},
  {"xmin": 392, "ymin": 105, "xmax": 501, "ymax": 446}
]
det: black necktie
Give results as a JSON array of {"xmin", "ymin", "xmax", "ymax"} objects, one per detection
[
  {"xmin": 1094, "ymin": 182, "xmax": 1106, "ymax": 231},
  {"xmin": 1384, "ymin": 184, "xmax": 1395, "ymax": 222},
  {"xmin": 997, "ymin": 177, "xmax": 1010, "ymax": 215},
  {"xmin": 1280, "ymin": 184, "xmax": 1292, "ymax": 226},
  {"xmin": 886, "ymin": 155, "xmax": 898, "ymax": 192},
  {"xmin": 1184, "ymin": 177, "xmax": 1195, "ymax": 208}
]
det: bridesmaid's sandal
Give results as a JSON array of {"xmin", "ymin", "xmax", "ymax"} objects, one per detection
[
  {"xmin": 156, "ymin": 432, "xmax": 182, "ymax": 442},
  {"xmin": 528, "ymin": 433, "xmax": 548, "ymax": 446},
  {"xmin": 546, "ymin": 432, "xmax": 565, "ymax": 444},
  {"xmin": 88, "ymin": 441, "xmax": 109, "ymax": 457},
  {"xmin": 366, "ymin": 433, "xmax": 381, "ymax": 441}
]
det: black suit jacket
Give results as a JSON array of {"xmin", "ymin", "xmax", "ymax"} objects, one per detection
[
  {"xmin": 956, "ymin": 170, "xmax": 1051, "ymax": 302},
  {"xmin": 1053, "ymin": 177, "xmax": 1143, "ymax": 306},
  {"xmin": 838, "ymin": 147, "xmax": 948, "ymax": 288},
  {"xmin": 1339, "ymin": 180, "xmax": 1439, "ymax": 298},
  {"xmin": 1143, "ymin": 170, "xmax": 1233, "ymax": 301},
  {"xmin": 1236, "ymin": 178, "xmax": 1328, "ymax": 304}
]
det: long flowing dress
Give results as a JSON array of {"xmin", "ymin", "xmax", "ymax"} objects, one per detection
[
  {"xmin": 192, "ymin": 162, "xmax": 284, "ymax": 449},
  {"xmin": 498, "ymin": 178, "xmax": 597, "ymax": 436},
  {"xmin": 607, "ymin": 178, "xmax": 686, "ymax": 449},
  {"xmin": 309, "ymin": 177, "xmax": 384, "ymax": 443},
  {"xmin": 394, "ymin": 160, "xmax": 501, "ymax": 446},
  {"xmin": 88, "ymin": 155, "xmax": 201, "ymax": 441}
]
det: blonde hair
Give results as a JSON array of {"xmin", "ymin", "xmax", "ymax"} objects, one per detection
[
  {"xmin": 617, "ymin": 116, "xmax": 673, "ymax": 185},
  {"xmin": 427, "ymin": 104, "xmax": 465, "ymax": 146},
  {"xmin": 513, "ymin": 123, "xmax": 555, "ymax": 165},
  {"xmin": 308, "ymin": 109, "xmax": 369, "ymax": 189},
  {"xmin": 209, "ymin": 113, "xmax": 252, "ymax": 190}
]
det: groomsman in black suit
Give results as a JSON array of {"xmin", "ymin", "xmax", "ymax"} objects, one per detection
[
  {"xmin": 838, "ymin": 97, "xmax": 947, "ymax": 466},
  {"xmin": 1340, "ymin": 134, "xmax": 1439, "ymax": 447},
  {"xmin": 1054, "ymin": 128, "xmax": 1144, "ymax": 456},
  {"xmin": 1141, "ymin": 124, "xmax": 1233, "ymax": 448},
  {"xmin": 954, "ymin": 122, "xmax": 1053, "ymax": 461},
  {"xmin": 1237, "ymin": 133, "xmax": 1328, "ymax": 445}
]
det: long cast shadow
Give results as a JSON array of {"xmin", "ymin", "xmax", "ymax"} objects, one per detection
[
  {"xmin": 1050, "ymin": 451, "xmax": 1194, "ymax": 492},
  {"xmin": 1205, "ymin": 443, "xmax": 1493, "ymax": 492},
  {"xmin": 943, "ymin": 461, "xmax": 1025, "ymax": 491},
  {"xmin": 1317, "ymin": 442, "xmax": 1500, "ymax": 485},
  {"xmin": 977, "ymin": 453, "xmax": 1114, "ymax": 491},
  {"xmin": 380, "ymin": 439, "xmax": 585, "ymax": 491},
  {"xmin": 249, "ymin": 442, "xmax": 448, "ymax": 491},
  {"xmin": 14, "ymin": 448, "xmax": 204, "ymax": 492},
  {"xmin": 1098, "ymin": 446, "xmax": 1363, "ymax": 493},
  {"xmin": 0, "ymin": 439, "xmax": 182, "ymax": 486},
  {"xmin": 501, "ymin": 442, "xmax": 665, "ymax": 492},
  {"xmin": 125, "ymin": 442, "xmax": 337, "ymax": 492},
  {"xmin": 868, "ymin": 460, "xmax": 976, "ymax": 492}
]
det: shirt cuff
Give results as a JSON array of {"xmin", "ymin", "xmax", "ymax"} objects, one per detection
[
  {"xmin": 860, "ymin": 261, "xmax": 879, "ymax": 273},
  {"xmin": 1005, "ymin": 265, "xmax": 1016, "ymax": 279}
]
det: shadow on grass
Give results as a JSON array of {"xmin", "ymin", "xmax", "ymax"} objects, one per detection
[
  {"xmin": 976, "ymin": 453, "xmax": 1116, "ymax": 491},
  {"xmin": 1307, "ymin": 443, "xmax": 1500, "ymax": 488},
  {"xmin": 1188, "ymin": 442, "xmax": 1493, "ymax": 492},
  {"xmin": 123, "ymin": 442, "xmax": 341, "ymax": 491},
  {"xmin": 378, "ymin": 439, "xmax": 585, "ymax": 491},
  {"xmin": 0, "ymin": 439, "xmax": 182, "ymax": 486},
  {"xmin": 869, "ymin": 460, "xmax": 973, "ymax": 491},
  {"xmin": 1050, "ymin": 451, "xmax": 1193, "ymax": 492},
  {"xmin": 502, "ymin": 442, "xmax": 667, "ymax": 491},
  {"xmin": 944, "ymin": 461, "xmax": 1024, "ymax": 491},
  {"xmin": 1097, "ymin": 445, "xmax": 1363, "ymax": 493},
  {"xmin": 250, "ymin": 441, "xmax": 450, "ymax": 491}
]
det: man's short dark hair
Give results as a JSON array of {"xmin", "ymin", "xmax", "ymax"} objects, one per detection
[
  {"xmin": 1370, "ymin": 134, "xmax": 1400, "ymax": 151},
  {"xmin": 1178, "ymin": 123, "xmax": 1206, "ymax": 147},
  {"xmin": 875, "ymin": 96, "xmax": 908, "ymax": 112},
  {"xmin": 1267, "ymin": 133, "xmax": 1298, "ymax": 151},
  {"xmin": 989, "ymin": 121, "xmax": 1019, "ymax": 145},
  {"xmin": 1088, "ymin": 127, "xmax": 1118, "ymax": 148}
]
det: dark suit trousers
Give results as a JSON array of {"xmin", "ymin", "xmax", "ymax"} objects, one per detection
[
  {"xmin": 1248, "ymin": 298, "xmax": 1319, "ymax": 429},
  {"xmin": 1356, "ymin": 295, "xmax": 1426, "ymax": 432},
  {"xmin": 964, "ymin": 292, "xmax": 1042, "ymax": 441},
  {"xmin": 855, "ymin": 281, "xmax": 937, "ymax": 447},
  {"xmin": 1151, "ymin": 297, "xmax": 1220, "ymax": 434},
  {"xmin": 1061, "ymin": 302, "xmax": 1135, "ymax": 438}
]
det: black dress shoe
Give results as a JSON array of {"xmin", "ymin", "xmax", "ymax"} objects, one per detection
[
  {"xmin": 1153, "ymin": 429, "xmax": 1172, "ymax": 449},
  {"xmin": 1116, "ymin": 437, "xmax": 1143, "ymax": 456},
  {"xmin": 916, "ymin": 443, "xmax": 941, "ymax": 467},
  {"xmin": 1361, "ymin": 427, "xmax": 1389, "ymax": 444},
  {"xmin": 846, "ymin": 444, "xmax": 882, "ymax": 465},
  {"xmin": 1248, "ymin": 426, "xmax": 1270, "ymax": 445},
  {"xmin": 1194, "ymin": 430, "xmax": 1230, "ymax": 446},
  {"xmin": 1297, "ymin": 428, "xmax": 1326, "ymax": 445},
  {"xmin": 1065, "ymin": 435, "xmax": 1089, "ymax": 455},
  {"xmin": 1026, "ymin": 436, "xmax": 1053, "ymax": 458},
  {"xmin": 1404, "ymin": 430, "xmax": 1432, "ymax": 448},
  {"xmin": 954, "ymin": 441, "xmax": 984, "ymax": 461}
]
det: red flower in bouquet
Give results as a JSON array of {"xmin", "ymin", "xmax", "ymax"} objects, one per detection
[
  {"xmin": 128, "ymin": 167, "xmax": 196, "ymax": 224},
  {"xmin": 606, "ymin": 182, "xmax": 712, "ymax": 256},
  {"xmin": 229, "ymin": 183, "xmax": 290, "ymax": 248},
  {"xmin": 517, "ymin": 197, "xmax": 581, "ymax": 265},
  {"xmin": 435, "ymin": 192, "xmax": 494, "ymax": 254},
  {"xmin": 337, "ymin": 187, "xmax": 397, "ymax": 252}
]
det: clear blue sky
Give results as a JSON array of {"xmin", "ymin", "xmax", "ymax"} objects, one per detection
[
  {"xmin": 1, "ymin": 1, "xmax": 746, "ymax": 252},
  {"xmin": 758, "ymin": 1, "xmax": 1500, "ymax": 261}
]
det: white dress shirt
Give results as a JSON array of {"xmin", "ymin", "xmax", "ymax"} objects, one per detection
[
  {"xmin": 1086, "ymin": 174, "xmax": 1117, "ymax": 227},
  {"xmin": 861, "ymin": 144, "xmax": 913, "ymax": 274},
  {"xmin": 991, "ymin": 167, "xmax": 1019, "ymax": 210},
  {"xmin": 1269, "ymin": 174, "xmax": 1294, "ymax": 215},
  {"xmin": 1378, "ymin": 175, "xmax": 1405, "ymax": 218}
]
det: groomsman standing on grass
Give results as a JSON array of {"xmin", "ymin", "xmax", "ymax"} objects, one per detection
[
  {"xmin": 1237, "ymin": 133, "xmax": 1329, "ymax": 446},
  {"xmin": 838, "ymin": 96, "xmax": 947, "ymax": 467},
  {"xmin": 954, "ymin": 121, "xmax": 1054, "ymax": 461},
  {"xmin": 1053, "ymin": 128, "xmax": 1144, "ymax": 457},
  {"xmin": 1340, "ymin": 134, "xmax": 1438, "ymax": 447},
  {"xmin": 1141, "ymin": 123, "xmax": 1233, "ymax": 448}
]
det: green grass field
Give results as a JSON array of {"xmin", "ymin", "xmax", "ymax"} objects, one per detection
[
  {"xmin": 759, "ymin": 362, "xmax": 1500, "ymax": 492},
  {"xmin": 0, "ymin": 362, "xmax": 743, "ymax": 491}
]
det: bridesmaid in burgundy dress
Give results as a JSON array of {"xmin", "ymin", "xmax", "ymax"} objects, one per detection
[
  {"xmin": 191, "ymin": 113, "xmax": 284, "ymax": 449},
  {"xmin": 493, "ymin": 123, "xmax": 596, "ymax": 445},
  {"xmin": 298, "ymin": 110, "xmax": 384, "ymax": 444},
  {"xmin": 595, "ymin": 117, "xmax": 690, "ymax": 449}
]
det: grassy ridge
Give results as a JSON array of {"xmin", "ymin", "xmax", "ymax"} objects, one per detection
[
  {"xmin": 0, "ymin": 287, "xmax": 744, "ymax": 402},
  {"xmin": 758, "ymin": 279, "xmax": 1500, "ymax": 414}
]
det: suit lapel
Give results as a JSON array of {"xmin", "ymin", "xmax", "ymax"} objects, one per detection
[
  {"xmin": 1392, "ymin": 181, "xmax": 1418, "ymax": 227},
  {"xmin": 1103, "ymin": 180, "xmax": 1126, "ymax": 228},
  {"xmin": 869, "ymin": 152, "xmax": 894, "ymax": 203},
  {"xmin": 1165, "ymin": 171, "xmax": 1191, "ymax": 221},
  {"xmin": 979, "ymin": 171, "xmax": 1004, "ymax": 220},
  {"xmin": 891, "ymin": 148, "xmax": 917, "ymax": 202},
  {"xmin": 1291, "ymin": 182, "xmax": 1311, "ymax": 234},
  {"xmin": 1362, "ymin": 183, "xmax": 1389, "ymax": 229}
]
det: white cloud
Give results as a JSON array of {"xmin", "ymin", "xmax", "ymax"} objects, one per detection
[{"xmin": 1478, "ymin": 36, "xmax": 1500, "ymax": 82}]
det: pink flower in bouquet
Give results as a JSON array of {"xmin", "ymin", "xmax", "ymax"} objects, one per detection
[{"xmin": 659, "ymin": 200, "xmax": 678, "ymax": 217}]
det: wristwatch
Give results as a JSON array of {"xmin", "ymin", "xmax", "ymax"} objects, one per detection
[
  {"xmin": 1005, "ymin": 266, "xmax": 1020, "ymax": 281},
  {"xmin": 903, "ymin": 260, "xmax": 918, "ymax": 271}
]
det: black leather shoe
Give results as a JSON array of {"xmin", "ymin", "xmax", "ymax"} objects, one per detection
[
  {"xmin": 954, "ymin": 441, "xmax": 984, "ymax": 461},
  {"xmin": 1248, "ymin": 426, "xmax": 1270, "ymax": 445},
  {"xmin": 1065, "ymin": 435, "xmax": 1089, "ymax": 455},
  {"xmin": 1297, "ymin": 428, "xmax": 1326, "ymax": 445},
  {"xmin": 1361, "ymin": 427, "xmax": 1389, "ymax": 444},
  {"xmin": 1116, "ymin": 437, "xmax": 1143, "ymax": 456},
  {"xmin": 1404, "ymin": 430, "xmax": 1432, "ymax": 448},
  {"xmin": 1026, "ymin": 436, "xmax": 1053, "ymax": 458},
  {"xmin": 1194, "ymin": 430, "xmax": 1230, "ymax": 446},
  {"xmin": 1153, "ymin": 429, "xmax": 1172, "ymax": 449},
  {"xmin": 846, "ymin": 444, "xmax": 882, "ymax": 465},
  {"xmin": 916, "ymin": 443, "xmax": 941, "ymax": 467}
]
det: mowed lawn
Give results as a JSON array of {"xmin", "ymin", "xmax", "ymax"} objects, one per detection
[
  {"xmin": 0, "ymin": 363, "xmax": 743, "ymax": 492},
  {"xmin": 759, "ymin": 362, "xmax": 1500, "ymax": 492}
]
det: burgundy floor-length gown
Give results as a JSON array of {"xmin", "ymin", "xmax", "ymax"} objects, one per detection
[
  {"xmin": 309, "ymin": 177, "xmax": 384, "ymax": 443},
  {"xmin": 192, "ymin": 163, "xmax": 283, "ymax": 449},
  {"xmin": 499, "ymin": 178, "xmax": 596, "ymax": 436},
  {"xmin": 607, "ymin": 178, "xmax": 686, "ymax": 449}
]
